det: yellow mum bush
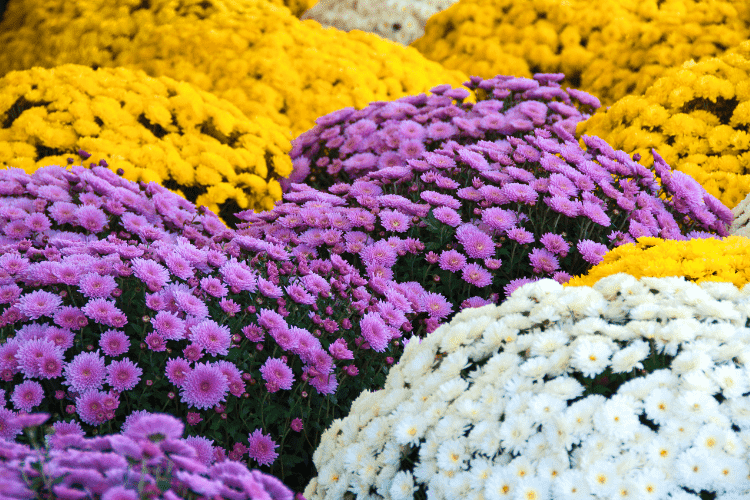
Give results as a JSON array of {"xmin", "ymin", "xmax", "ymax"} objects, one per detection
[
  {"xmin": 564, "ymin": 235, "xmax": 750, "ymax": 289},
  {"xmin": 411, "ymin": 0, "xmax": 750, "ymax": 106},
  {"xmin": 279, "ymin": 0, "xmax": 318, "ymax": 17},
  {"xmin": 579, "ymin": 40, "xmax": 750, "ymax": 210},
  {"xmin": 0, "ymin": 64, "xmax": 290, "ymax": 226},
  {"xmin": 0, "ymin": 0, "xmax": 469, "ymax": 139}
]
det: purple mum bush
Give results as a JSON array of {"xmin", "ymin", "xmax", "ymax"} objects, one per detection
[
  {"xmin": 0, "ymin": 153, "xmax": 434, "ymax": 493},
  {"xmin": 1, "ymin": 411, "xmax": 301, "ymax": 499},
  {"xmin": 284, "ymin": 73, "xmax": 600, "ymax": 192},
  {"xmin": 239, "ymin": 111, "xmax": 733, "ymax": 339}
]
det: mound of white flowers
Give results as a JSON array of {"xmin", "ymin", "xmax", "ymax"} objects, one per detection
[
  {"xmin": 730, "ymin": 192, "xmax": 750, "ymax": 238},
  {"xmin": 304, "ymin": 275, "xmax": 750, "ymax": 500},
  {"xmin": 300, "ymin": 0, "xmax": 459, "ymax": 45}
]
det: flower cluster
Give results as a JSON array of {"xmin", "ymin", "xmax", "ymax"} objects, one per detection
[
  {"xmin": 305, "ymin": 276, "xmax": 750, "ymax": 500},
  {"xmin": 580, "ymin": 40, "xmax": 750, "ymax": 211},
  {"xmin": 285, "ymin": 73, "xmax": 598, "ymax": 192},
  {"xmin": 0, "ymin": 0, "xmax": 468, "ymax": 139},
  {"xmin": 243, "ymin": 78, "xmax": 732, "ymax": 341},
  {"xmin": 565, "ymin": 235, "xmax": 750, "ymax": 289},
  {"xmin": 0, "ymin": 64, "xmax": 290, "ymax": 227},
  {"xmin": 412, "ymin": 0, "xmax": 750, "ymax": 105},
  {"xmin": 0, "ymin": 153, "xmax": 444, "ymax": 492},
  {"xmin": 2, "ymin": 411, "xmax": 302, "ymax": 499},
  {"xmin": 282, "ymin": 0, "xmax": 319, "ymax": 18},
  {"xmin": 300, "ymin": 0, "xmax": 460, "ymax": 45}
]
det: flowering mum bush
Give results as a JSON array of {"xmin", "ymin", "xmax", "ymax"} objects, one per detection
[
  {"xmin": 305, "ymin": 276, "xmax": 750, "ymax": 500},
  {"xmin": 565, "ymin": 235, "xmax": 750, "ymax": 289},
  {"xmin": 0, "ymin": 0, "xmax": 468, "ymax": 139},
  {"xmin": 1, "ymin": 411, "xmax": 301, "ymax": 499},
  {"xmin": 0, "ymin": 153, "xmax": 444, "ymax": 492},
  {"xmin": 285, "ymin": 73, "xmax": 596, "ymax": 192},
  {"xmin": 241, "ymin": 80, "xmax": 733, "ymax": 339},
  {"xmin": 300, "ymin": 0, "xmax": 460, "ymax": 45},
  {"xmin": 411, "ymin": 0, "xmax": 750, "ymax": 106},
  {"xmin": 0, "ymin": 64, "xmax": 290, "ymax": 227},
  {"xmin": 579, "ymin": 40, "xmax": 750, "ymax": 211}
]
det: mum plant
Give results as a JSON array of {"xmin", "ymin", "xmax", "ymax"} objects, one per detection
[
  {"xmin": 284, "ymin": 73, "xmax": 597, "ymax": 192},
  {"xmin": 2, "ymin": 411, "xmax": 302, "ymax": 499},
  {"xmin": 239, "ymin": 75, "xmax": 733, "ymax": 338},
  {"xmin": 305, "ymin": 276, "xmax": 750, "ymax": 500},
  {"xmin": 0, "ymin": 153, "xmax": 439, "ymax": 493}
]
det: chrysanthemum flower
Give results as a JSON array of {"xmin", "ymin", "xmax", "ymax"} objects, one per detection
[
  {"xmin": 63, "ymin": 350, "xmax": 106, "ymax": 393},
  {"xmin": 106, "ymin": 358, "xmax": 143, "ymax": 392},
  {"xmin": 17, "ymin": 290, "xmax": 62, "ymax": 319},
  {"xmin": 10, "ymin": 380, "xmax": 44, "ymax": 412},
  {"xmin": 180, "ymin": 362, "xmax": 229, "ymax": 410},
  {"xmin": 247, "ymin": 428, "xmax": 279, "ymax": 467},
  {"xmin": 259, "ymin": 358, "xmax": 295, "ymax": 393}
]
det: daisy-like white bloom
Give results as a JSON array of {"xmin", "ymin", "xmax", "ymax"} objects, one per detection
[{"xmin": 570, "ymin": 338, "xmax": 612, "ymax": 378}]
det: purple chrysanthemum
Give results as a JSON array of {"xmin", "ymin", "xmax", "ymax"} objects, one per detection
[
  {"xmin": 11, "ymin": 380, "xmax": 44, "ymax": 412},
  {"xmin": 81, "ymin": 298, "xmax": 120, "ymax": 326},
  {"xmin": 247, "ymin": 429, "xmax": 279, "ymax": 467},
  {"xmin": 506, "ymin": 227, "xmax": 535, "ymax": 245},
  {"xmin": 285, "ymin": 284, "xmax": 315, "ymax": 305},
  {"xmin": 17, "ymin": 290, "xmax": 62, "ymax": 320},
  {"xmin": 165, "ymin": 357, "xmax": 192, "ymax": 388},
  {"xmin": 0, "ymin": 407, "xmax": 22, "ymax": 441},
  {"xmin": 419, "ymin": 292, "xmax": 453, "ymax": 319},
  {"xmin": 438, "ymin": 249, "xmax": 467, "ymax": 273},
  {"xmin": 379, "ymin": 209, "xmax": 411, "ymax": 233},
  {"xmin": 456, "ymin": 224, "xmax": 495, "ymax": 259},
  {"xmin": 200, "ymin": 276, "xmax": 228, "ymax": 298},
  {"xmin": 528, "ymin": 247, "xmax": 560, "ymax": 274},
  {"xmin": 189, "ymin": 320, "xmax": 231, "ymax": 357},
  {"xmin": 106, "ymin": 358, "xmax": 142, "ymax": 392},
  {"xmin": 461, "ymin": 263, "xmax": 493, "ymax": 287},
  {"xmin": 123, "ymin": 413, "xmax": 184, "ymax": 443},
  {"xmin": 172, "ymin": 290, "xmax": 209, "ymax": 319},
  {"xmin": 577, "ymin": 239, "xmax": 609, "ymax": 265},
  {"xmin": 219, "ymin": 259, "xmax": 258, "ymax": 293},
  {"xmin": 421, "ymin": 191, "xmax": 461, "ymax": 210},
  {"xmin": 180, "ymin": 362, "xmax": 229, "ymax": 410},
  {"xmin": 185, "ymin": 436, "xmax": 215, "ymax": 466},
  {"xmin": 165, "ymin": 252, "xmax": 194, "ymax": 280},
  {"xmin": 540, "ymin": 233, "xmax": 570, "ymax": 257},
  {"xmin": 63, "ymin": 350, "xmax": 106, "ymax": 393},
  {"xmin": 76, "ymin": 389, "xmax": 109, "ymax": 426},
  {"xmin": 259, "ymin": 358, "xmax": 295, "ymax": 393},
  {"xmin": 75, "ymin": 205, "xmax": 108, "ymax": 233},
  {"xmin": 482, "ymin": 207, "xmax": 517, "ymax": 232},
  {"xmin": 131, "ymin": 258, "xmax": 171, "ymax": 289},
  {"xmin": 53, "ymin": 306, "xmax": 88, "ymax": 330},
  {"xmin": 359, "ymin": 312, "xmax": 390, "ymax": 352},
  {"xmin": 432, "ymin": 207, "xmax": 462, "ymax": 227},
  {"xmin": 152, "ymin": 311, "xmax": 186, "ymax": 341},
  {"xmin": 99, "ymin": 329, "xmax": 130, "ymax": 357},
  {"xmin": 78, "ymin": 272, "xmax": 118, "ymax": 299}
]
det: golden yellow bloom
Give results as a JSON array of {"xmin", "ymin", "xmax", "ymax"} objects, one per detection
[
  {"xmin": 565, "ymin": 235, "xmax": 750, "ymax": 289},
  {"xmin": 0, "ymin": 0, "xmax": 467, "ymax": 140},
  {"xmin": 412, "ymin": 0, "xmax": 750, "ymax": 106},
  {"xmin": 579, "ymin": 40, "xmax": 750, "ymax": 210},
  {"xmin": 0, "ymin": 64, "xmax": 290, "ymax": 227}
]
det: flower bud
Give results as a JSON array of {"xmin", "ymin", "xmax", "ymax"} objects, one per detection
[
  {"xmin": 168, "ymin": 392, "xmax": 175, "ymax": 399},
  {"xmin": 243, "ymin": 392, "xmax": 250, "ymax": 398}
]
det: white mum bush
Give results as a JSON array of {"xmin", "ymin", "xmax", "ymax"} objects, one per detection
[
  {"xmin": 304, "ymin": 274, "xmax": 750, "ymax": 500},
  {"xmin": 300, "ymin": 0, "xmax": 459, "ymax": 45},
  {"xmin": 730, "ymin": 192, "xmax": 750, "ymax": 238}
]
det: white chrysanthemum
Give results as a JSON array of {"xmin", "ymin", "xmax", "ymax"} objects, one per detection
[
  {"xmin": 438, "ymin": 377, "xmax": 469, "ymax": 402},
  {"xmin": 439, "ymin": 321, "xmax": 472, "ymax": 354},
  {"xmin": 343, "ymin": 442, "xmax": 373, "ymax": 471},
  {"xmin": 610, "ymin": 339, "xmax": 650, "ymax": 373},
  {"xmin": 541, "ymin": 376, "xmax": 585, "ymax": 400},
  {"xmin": 433, "ymin": 414, "xmax": 470, "ymax": 441},
  {"xmin": 445, "ymin": 470, "xmax": 473, "ymax": 498},
  {"xmin": 362, "ymin": 418, "xmax": 388, "ymax": 446},
  {"xmin": 711, "ymin": 364, "xmax": 749, "ymax": 399},
  {"xmin": 484, "ymin": 467, "xmax": 516, "ymax": 500},
  {"xmin": 675, "ymin": 447, "xmax": 718, "ymax": 492},
  {"xmin": 552, "ymin": 469, "xmax": 592, "ymax": 500},
  {"xmin": 518, "ymin": 355, "xmax": 553, "ymax": 380},
  {"xmin": 528, "ymin": 304, "xmax": 562, "ymax": 325},
  {"xmin": 467, "ymin": 420, "xmax": 501, "ymax": 456},
  {"xmin": 565, "ymin": 395, "xmax": 604, "ymax": 440},
  {"xmin": 656, "ymin": 317, "xmax": 701, "ymax": 355},
  {"xmin": 422, "ymin": 400, "xmax": 450, "ymax": 427},
  {"xmin": 317, "ymin": 462, "xmax": 352, "ymax": 498},
  {"xmin": 727, "ymin": 398, "xmax": 750, "ymax": 431},
  {"xmin": 618, "ymin": 375, "xmax": 656, "ymax": 400},
  {"xmin": 678, "ymin": 389, "xmax": 721, "ymax": 424},
  {"xmin": 543, "ymin": 415, "xmax": 577, "ymax": 452},
  {"xmin": 435, "ymin": 438, "xmax": 468, "ymax": 471},
  {"xmin": 437, "ymin": 350, "xmax": 471, "ymax": 378},
  {"xmin": 629, "ymin": 469, "xmax": 672, "ymax": 500},
  {"xmin": 514, "ymin": 476, "xmax": 551, "ymax": 500},
  {"xmin": 393, "ymin": 414, "xmax": 428, "ymax": 446},
  {"xmin": 570, "ymin": 339, "xmax": 612, "ymax": 378},
  {"xmin": 453, "ymin": 396, "xmax": 483, "ymax": 423},
  {"xmin": 692, "ymin": 423, "xmax": 730, "ymax": 456},
  {"xmin": 526, "ymin": 393, "xmax": 566, "ymax": 425},
  {"xmin": 672, "ymin": 349, "xmax": 714, "ymax": 375},
  {"xmin": 661, "ymin": 420, "xmax": 702, "ymax": 451},
  {"xmin": 469, "ymin": 457, "xmax": 494, "ymax": 489},
  {"xmin": 642, "ymin": 386, "xmax": 676, "ymax": 426},
  {"xmin": 374, "ymin": 463, "xmax": 399, "ymax": 497},
  {"xmin": 412, "ymin": 458, "xmax": 437, "ymax": 484},
  {"xmin": 585, "ymin": 459, "xmax": 620, "ymax": 496},
  {"xmin": 712, "ymin": 454, "xmax": 750, "ymax": 492},
  {"xmin": 628, "ymin": 302, "xmax": 661, "ymax": 320},
  {"xmin": 681, "ymin": 369, "xmax": 720, "ymax": 394},
  {"xmin": 499, "ymin": 415, "xmax": 534, "ymax": 454}
]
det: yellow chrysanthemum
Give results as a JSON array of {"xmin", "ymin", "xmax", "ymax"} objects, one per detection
[
  {"xmin": 0, "ymin": 64, "xmax": 291, "ymax": 226},
  {"xmin": 411, "ymin": 0, "xmax": 750, "ymax": 106},
  {"xmin": 579, "ymin": 41, "xmax": 750, "ymax": 210},
  {"xmin": 0, "ymin": 0, "xmax": 469, "ymax": 140},
  {"xmin": 565, "ymin": 235, "xmax": 750, "ymax": 289}
]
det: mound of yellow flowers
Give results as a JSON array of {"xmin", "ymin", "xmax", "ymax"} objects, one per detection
[
  {"xmin": 579, "ymin": 40, "xmax": 750, "ymax": 211},
  {"xmin": 0, "ymin": 0, "xmax": 468, "ymax": 139},
  {"xmin": 0, "ymin": 64, "xmax": 289, "ymax": 226},
  {"xmin": 565, "ymin": 235, "xmax": 750, "ymax": 289},
  {"xmin": 411, "ymin": 0, "xmax": 750, "ymax": 106}
]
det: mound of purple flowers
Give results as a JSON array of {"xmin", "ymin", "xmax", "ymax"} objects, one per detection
[
  {"xmin": 284, "ymin": 73, "xmax": 601, "ymax": 192},
  {"xmin": 238, "ymin": 122, "xmax": 733, "ymax": 337},
  {"xmin": 1, "ymin": 411, "xmax": 301, "ymax": 499},
  {"xmin": 0, "ymin": 152, "xmax": 436, "ymax": 492}
]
